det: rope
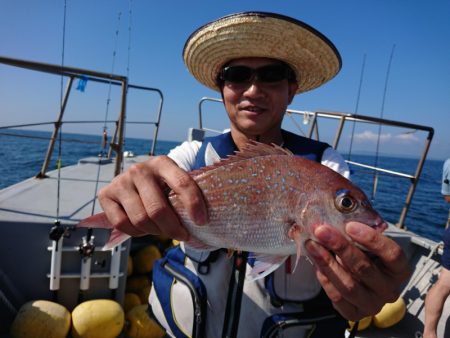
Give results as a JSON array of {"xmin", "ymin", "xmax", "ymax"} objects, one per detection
[{"xmin": 285, "ymin": 111, "xmax": 306, "ymax": 137}]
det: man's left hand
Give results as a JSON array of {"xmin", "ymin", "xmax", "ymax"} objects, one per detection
[{"xmin": 305, "ymin": 221, "xmax": 411, "ymax": 321}]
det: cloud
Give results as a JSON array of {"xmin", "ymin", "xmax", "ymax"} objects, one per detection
[
  {"xmin": 395, "ymin": 132, "xmax": 420, "ymax": 143},
  {"xmin": 352, "ymin": 130, "xmax": 419, "ymax": 144},
  {"xmin": 353, "ymin": 130, "xmax": 392, "ymax": 142}
]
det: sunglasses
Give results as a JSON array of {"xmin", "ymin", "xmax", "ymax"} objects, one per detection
[{"xmin": 218, "ymin": 64, "xmax": 295, "ymax": 84}]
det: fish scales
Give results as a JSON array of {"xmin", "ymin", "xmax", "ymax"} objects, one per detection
[
  {"xmin": 170, "ymin": 153, "xmax": 302, "ymax": 255},
  {"xmin": 77, "ymin": 141, "xmax": 387, "ymax": 279},
  {"xmin": 168, "ymin": 141, "xmax": 387, "ymax": 258}
]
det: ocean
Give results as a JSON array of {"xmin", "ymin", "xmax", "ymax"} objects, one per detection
[{"xmin": 1, "ymin": 129, "xmax": 448, "ymax": 242}]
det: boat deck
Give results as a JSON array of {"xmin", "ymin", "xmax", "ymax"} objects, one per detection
[{"xmin": 0, "ymin": 155, "xmax": 150, "ymax": 330}]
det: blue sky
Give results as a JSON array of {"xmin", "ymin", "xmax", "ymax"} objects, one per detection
[{"xmin": 0, "ymin": 0, "xmax": 449, "ymax": 160}]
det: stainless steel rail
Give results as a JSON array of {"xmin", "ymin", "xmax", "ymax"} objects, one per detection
[
  {"xmin": 197, "ymin": 97, "xmax": 434, "ymax": 229},
  {"xmin": 0, "ymin": 55, "xmax": 164, "ymax": 177}
]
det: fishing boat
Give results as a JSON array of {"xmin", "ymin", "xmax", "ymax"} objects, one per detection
[{"xmin": 0, "ymin": 55, "xmax": 448, "ymax": 338}]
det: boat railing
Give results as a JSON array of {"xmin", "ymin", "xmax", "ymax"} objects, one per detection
[
  {"xmin": 0, "ymin": 55, "xmax": 164, "ymax": 178},
  {"xmin": 196, "ymin": 97, "xmax": 434, "ymax": 229}
]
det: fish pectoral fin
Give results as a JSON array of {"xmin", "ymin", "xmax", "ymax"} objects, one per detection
[
  {"xmin": 247, "ymin": 254, "xmax": 288, "ymax": 282},
  {"xmin": 287, "ymin": 223, "xmax": 304, "ymax": 273}
]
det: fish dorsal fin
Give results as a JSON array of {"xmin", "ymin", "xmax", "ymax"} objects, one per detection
[
  {"xmin": 235, "ymin": 140, "xmax": 293, "ymax": 158},
  {"xmin": 190, "ymin": 141, "xmax": 293, "ymax": 176}
]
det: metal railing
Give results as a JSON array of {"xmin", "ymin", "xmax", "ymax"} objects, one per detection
[
  {"xmin": 197, "ymin": 97, "xmax": 434, "ymax": 229},
  {"xmin": 0, "ymin": 55, "xmax": 164, "ymax": 177}
]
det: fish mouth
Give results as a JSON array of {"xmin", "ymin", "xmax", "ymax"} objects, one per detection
[{"xmin": 373, "ymin": 218, "xmax": 389, "ymax": 232}]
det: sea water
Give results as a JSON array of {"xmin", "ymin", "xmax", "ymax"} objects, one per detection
[{"xmin": 0, "ymin": 130, "xmax": 448, "ymax": 242}]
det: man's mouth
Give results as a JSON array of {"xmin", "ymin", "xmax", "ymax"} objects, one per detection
[{"xmin": 240, "ymin": 105, "xmax": 265, "ymax": 114}]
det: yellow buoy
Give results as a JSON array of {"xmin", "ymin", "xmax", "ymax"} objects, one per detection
[
  {"xmin": 71, "ymin": 299, "xmax": 124, "ymax": 338},
  {"xmin": 373, "ymin": 297, "xmax": 406, "ymax": 329},
  {"xmin": 138, "ymin": 285, "xmax": 152, "ymax": 305},
  {"xmin": 126, "ymin": 304, "xmax": 165, "ymax": 338},
  {"xmin": 348, "ymin": 316, "xmax": 372, "ymax": 331},
  {"xmin": 127, "ymin": 255, "xmax": 134, "ymax": 276},
  {"xmin": 10, "ymin": 300, "xmax": 71, "ymax": 338},
  {"xmin": 124, "ymin": 293, "xmax": 142, "ymax": 312},
  {"xmin": 133, "ymin": 245, "xmax": 162, "ymax": 274},
  {"xmin": 126, "ymin": 275, "xmax": 151, "ymax": 294}
]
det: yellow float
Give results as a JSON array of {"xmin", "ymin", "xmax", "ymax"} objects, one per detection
[
  {"xmin": 373, "ymin": 297, "xmax": 406, "ymax": 328},
  {"xmin": 133, "ymin": 245, "xmax": 162, "ymax": 274},
  {"xmin": 348, "ymin": 315, "xmax": 372, "ymax": 331},
  {"xmin": 124, "ymin": 292, "xmax": 143, "ymax": 312},
  {"xmin": 71, "ymin": 299, "xmax": 124, "ymax": 338},
  {"xmin": 127, "ymin": 255, "xmax": 134, "ymax": 276},
  {"xmin": 126, "ymin": 304, "xmax": 165, "ymax": 338},
  {"xmin": 10, "ymin": 300, "xmax": 71, "ymax": 338}
]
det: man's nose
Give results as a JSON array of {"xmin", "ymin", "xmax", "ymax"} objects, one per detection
[{"xmin": 242, "ymin": 80, "xmax": 266, "ymax": 97}]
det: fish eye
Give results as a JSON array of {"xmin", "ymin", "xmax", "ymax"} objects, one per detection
[{"xmin": 335, "ymin": 193, "xmax": 358, "ymax": 213}]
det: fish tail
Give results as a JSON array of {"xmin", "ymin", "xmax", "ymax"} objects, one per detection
[
  {"xmin": 77, "ymin": 212, "xmax": 113, "ymax": 229},
  {"xmin": 77, "ymin": 212, "xmax": 130, "ymax": 250},
  {"xmin": 102, "ymin": 229, "xmax": 131, "ymax": 250}
]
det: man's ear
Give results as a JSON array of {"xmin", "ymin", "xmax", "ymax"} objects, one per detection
[{"xmin": 287, "ymin": 82, "xmax": 298, "ymax": 104}]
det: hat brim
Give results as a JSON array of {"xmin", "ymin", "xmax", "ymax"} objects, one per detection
[{"xmin": 183, "ymin": 12, "xmax": 342, "ymax": 94}]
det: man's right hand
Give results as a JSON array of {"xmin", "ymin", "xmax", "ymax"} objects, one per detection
[{"xmin": 97, "ymin": 155, "xmax": 208, "ymax": 241}]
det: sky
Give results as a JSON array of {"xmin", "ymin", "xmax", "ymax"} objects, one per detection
[{"xmin": 0, "ymin": 0, "xmax": 449, "ymax": 160}]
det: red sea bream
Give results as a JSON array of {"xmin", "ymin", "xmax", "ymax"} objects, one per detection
[{"xmin": 78, "ymin": 141, "xmax": 387, "ymax": 278}]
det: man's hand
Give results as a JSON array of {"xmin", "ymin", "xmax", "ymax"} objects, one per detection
[
  {"xmin": 305, "ymin": 221, "xmax": 411, "ymax": 321},
  {"xmin": 98, "ymin": 155, "xmax": 208, "ymax": 241}
]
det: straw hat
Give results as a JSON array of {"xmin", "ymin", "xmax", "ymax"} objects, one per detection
[{"xmin": 183, "ymin": 11, "xmax": 341, "ymax": 94}]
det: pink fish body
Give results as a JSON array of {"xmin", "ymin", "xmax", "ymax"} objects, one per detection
[
  {"xmin": 170, "ymin": 142, "xmax": 386, "ymax": 253},
  {"xmin": 78, "ymin": 142, "xmax": 387, "ymax": 278}
]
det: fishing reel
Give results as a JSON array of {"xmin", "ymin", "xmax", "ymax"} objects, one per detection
[
  {"xmin": 48, "ymin": 220, "xmax": 71, "ymax": 241},
  {"xmin": 78, "ymin": 235, "xmax": 96, "ymax": 258}
]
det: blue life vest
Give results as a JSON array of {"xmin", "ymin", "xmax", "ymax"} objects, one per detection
[
  {"xmin": 192, "ymin": 130, "xmax": 328, "ymax": 169},
  {"xmin": 149, "ymin": 131, "xmax": 349, "ymax": 338}
]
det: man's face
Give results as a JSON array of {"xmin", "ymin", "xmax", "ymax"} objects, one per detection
[{"xmin": 221, "ymin": 57, "xmax": 298, "ymax": 139}]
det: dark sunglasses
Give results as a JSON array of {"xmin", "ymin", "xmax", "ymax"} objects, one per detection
[{"xmin": 218, "ymin": 64, "xmax": 296, "ymax": 84}]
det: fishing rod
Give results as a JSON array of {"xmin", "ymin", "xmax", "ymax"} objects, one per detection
[
  {"xmin": 49, "ymin": 0, "xmax": 68, "ymax": 303},
  {"xmin": 77, "ymin": 8, "xmax": 126, "ymax": 304},
  {"xmin": 347, "ymin": 54, "xmax": 366, "ymax": 162},
  {"xmin": 371, "ymin": 44, "xmax": 396, "ymax": 201}
]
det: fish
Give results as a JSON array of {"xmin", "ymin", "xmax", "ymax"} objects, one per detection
[{"xmin": 78, "ymin": 141, "xmax": 387, "ymax": 279}]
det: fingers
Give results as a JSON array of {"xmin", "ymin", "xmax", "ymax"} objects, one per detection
[
  {"xmin": 305, "ymin": 239, "xmax": 383, "ymax": 319},
  {"xmin": 305, "ymin": 223, "xmax": 410, "ymax": 320},
  {"xmin": 98, "ymin": 155, "xmax": 207, "ymax": 241},
  {"xmin": 149, "ymin": 156, "xmax": 208, "ymax": 226},
  {"xmin": 98, "ymin": 176, "xmax": 161, "ymax": 237},
  {"xmin": 130, "ymin": 159, "xmax": 191, "ymax": 240},
  {"xmin": 346, "ymin": 221, "xmax": 410, "ymax": 279}
]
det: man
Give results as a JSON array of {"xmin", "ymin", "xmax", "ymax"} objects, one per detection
[
  {"xmin": 98, "ymin": 12, "xmax": 410, "ymax": 337},
  {"xmin": 422, "ymin": 158, "xmax": 450, "ymax": 338}
]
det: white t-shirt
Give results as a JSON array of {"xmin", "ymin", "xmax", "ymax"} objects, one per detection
[{"xmin": 168, "ymin": 140, "xmax": 350, "ymax": 178}]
